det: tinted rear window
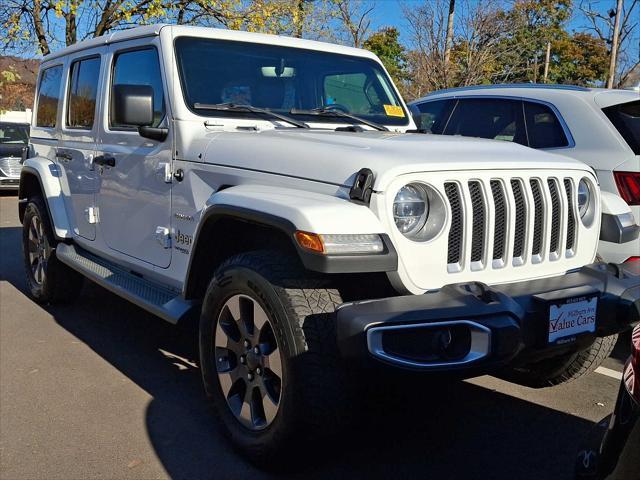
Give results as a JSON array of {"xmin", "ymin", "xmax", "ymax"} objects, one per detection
[
  {"xmin": 603, "ymin": 100, "xmax": 640, "ymax": 155},
  {"xmin": 523, "ymin": 101, "xmax": 569, "ymax": 148}
]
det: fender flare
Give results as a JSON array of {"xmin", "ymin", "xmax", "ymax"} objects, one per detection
[
  {"xmin": 184, "ymin": 185, "xmax": 397, "ymax": 296},
  {"xmin": 19, "ymin": 160, "xmax": 71, "ymax": 239}
]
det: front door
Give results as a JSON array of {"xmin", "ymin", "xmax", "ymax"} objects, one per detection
[
  {"xmin": 58, "ymin": 53, "xmax": 103, "ymax": 241},
  {"xmin": 96, "ymin": 42, "xmax": 172, "ymax": 268}
]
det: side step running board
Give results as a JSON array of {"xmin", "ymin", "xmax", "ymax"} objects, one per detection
[{"xmin": 56, "ymin": 243, "xmax": 196, "ymax": 324}]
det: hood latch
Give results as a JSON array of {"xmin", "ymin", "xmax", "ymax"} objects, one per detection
[{"xmin": 349, "ymin": 168, "xmax": 375, "ymax": 205}]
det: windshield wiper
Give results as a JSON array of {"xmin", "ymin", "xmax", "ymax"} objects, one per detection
[
  {"xmin": 193, "ymin": 102, "xmax": 309, "ymax": 129},
  {"xmin": 289, "ymin": 107, "xmax": 388, "ymax": 131}
]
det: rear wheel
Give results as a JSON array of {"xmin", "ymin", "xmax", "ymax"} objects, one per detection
[
  {"xmin": 199, "ymin": 250, "xmax": 347, "ymax": 466},
  {"xmin": 504, "ymin": 334, "xmax": 618, "ymax": 387},
  {"xmin": 22, "ymin": 196, "xmax": 84, "ymax": 303}
]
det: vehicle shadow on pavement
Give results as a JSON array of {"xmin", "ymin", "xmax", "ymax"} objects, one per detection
[{"xmin": 0, "ymin": 222, "xmax": 610, "ymax": 480}]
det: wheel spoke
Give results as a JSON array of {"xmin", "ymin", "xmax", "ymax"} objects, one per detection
[
  {"xmin": 217, "ymin": 304, "xmax": 242, "ymax": 343},
  {"xmin": 214, "ymin": 346, "xmax": 237, "ymax": 373},
  {"xmin": 29, "ymin": 219, "xmax": 38, "ymax": 240},
  {"xmin": 27, "ymin": 237, "xmax": 38, "ymax": 253},
  {"xmin": 35, "ymin": 261, "xmax": 43, "ymax": 283},
  {"xmin": 260, "ymin": 385, "xmax": 279, "ymax": 424},
  {"xmin": 252, "ymin": 302, "xmax": 268, "ymax": 337}
]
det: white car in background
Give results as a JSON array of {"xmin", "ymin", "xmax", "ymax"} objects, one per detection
[{"xmin": 410, "ymin": 85, "xmax": 640, "ymax": 264}]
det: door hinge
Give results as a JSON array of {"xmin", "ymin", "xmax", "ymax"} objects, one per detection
[
  {"xmin": 155, "ymin": 226, "xmax": 171, "ymax": 249},
  {"xmin": 85, "ymin": 207, "xmax": 99, "ymax": 224},
  {"xmin": 160, "ymin": 162, "xmax": 172, "ymax": 183}
]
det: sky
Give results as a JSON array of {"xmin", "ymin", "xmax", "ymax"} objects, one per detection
[{"xmin": 368, "ymin": 0, "xmax": 639, "ymax": 53}]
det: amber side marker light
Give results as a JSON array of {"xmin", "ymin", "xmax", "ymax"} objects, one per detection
[{"xmin": 295, "ymin": 231, "xmax": 325, "ymax": 253}]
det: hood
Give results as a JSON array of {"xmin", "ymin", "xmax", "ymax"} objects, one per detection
[{"xmin": 198, "ymin": 128, "xmax": 591, "ymax": 190}]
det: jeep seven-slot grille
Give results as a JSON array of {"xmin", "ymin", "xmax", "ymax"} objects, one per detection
[{"xmin": 445, "ymin": 176, "xmax": 580, "ymax": 270}]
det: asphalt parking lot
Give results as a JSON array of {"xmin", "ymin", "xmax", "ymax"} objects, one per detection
[{"xmin": 0, "ymin": 192, "xmax": 632, "ymax": 480}]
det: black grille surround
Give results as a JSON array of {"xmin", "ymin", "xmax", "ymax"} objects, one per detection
[
  {"xmin": 445, "ymin": 182, "xmax": 463, "ymax": 265},
  {"xmin": 548, "ymin": 179, "xmax": 561, "ymax": 254},
  {"xmin": 564, "ymin": 179, "xmax": 576, "ymax": 251},
  {"xmin": 490, "ymin": 181, "xmax": 506, "ymax": 261},
  {"xmin": 530, "ymin": 179, "xmax": 544, "ymax": 257},
  {"xmin": 511, "ymin": 180, "xmax": 527, "ymax": 259},
  {"xmin": 469, "ymin": 181, "xmax": 485, "ymax": 263}
]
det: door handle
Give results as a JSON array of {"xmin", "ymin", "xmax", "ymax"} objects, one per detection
[
  {"xmin": 93, "ymin": 155, "xmax": 116, "ymax": 167},
  {"xmin": 56, "ymin": 152, "xmax": 73, "ymax": 161}
]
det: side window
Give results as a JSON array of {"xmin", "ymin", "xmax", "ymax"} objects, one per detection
[
  {"xmin": 414, "ymin": 99, "xmax": 455, "ymax": 133},
  {"xmin": 524, "ymin": 102, "xmax": 569, "ymax": 148},
  {"xmin": 36, "ymin": 65, "xmax": 63, "ymax": 128},
  {"xmin": 67, "ymin": 57, "xmax": 101, "ymax": 129},
  {"xmin": 324, "ymin": 73, "xmax": 381, "ymax": 115},
  {"xmin": 444, "ymin": 98, "xmax": 527, "ymax": 145},
  {"xmin": 111, "ymin": 48, "xmax": 165, "ymax": 128}
]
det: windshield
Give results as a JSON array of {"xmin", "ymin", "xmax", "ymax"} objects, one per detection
[
  {"xmin": 0, "ymin": 123, "xmax": 29, "ymax": 145},
  {"xmin": 603, "ymin": 100, "xmax": 640, "ymax": 155},
  {"xmin": 175, "ymin": 37, "xmax": 408, "ymax": 127}
]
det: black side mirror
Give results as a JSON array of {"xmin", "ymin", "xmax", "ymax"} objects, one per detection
[
  {"xmin": 112, "ymin": 84, "xmax": 154, "ymax": 126},
  {"xmin": 112, "ymin": 84, "xmax": 168, "ymax": 142}
]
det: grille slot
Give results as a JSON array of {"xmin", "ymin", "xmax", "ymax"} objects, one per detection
[
  {"xmin": 469, "ymin": 181, "xmax": 485, "ymax": 263},
  {"xmin": 548, "ymin": 179, "xmax": 561, "ymax": 254},
  {"xmin": 490, "ymin": 181, "xmax": 506, "ymax": 260},
  {"xmin": 0, "ymin": 157, "xmax": 22, "ymax": 177},
  {"xmin": 564, "ymin": 179, "xmax": 576, "ymax": 251},
  {"xmin": 511, "ymin": 180, "xmax": 526, "ymax": 259},
  {"xmin": 445, "ymin": 182, "xmax": 463, "ymax": 265},
  {"xmin": 530, "ymin": 179, "xmax": 544, "ymax": 256}
]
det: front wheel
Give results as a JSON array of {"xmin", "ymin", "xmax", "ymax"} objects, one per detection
[
  {"xmin": 22, "ymin": 196, "xmax": 84, "ymax": 304},
  {"xmin": 199, "ymin": 251, "xmax": 346, "ymax": 465}
]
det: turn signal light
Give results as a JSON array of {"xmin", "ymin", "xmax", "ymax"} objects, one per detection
[
  {"xmin": 295, "ymin": 231, "xmax": 324, "ymax": 253},
  {"xmin": 614, "ymin": 171, "xmax": 640, "ymax": 206}
]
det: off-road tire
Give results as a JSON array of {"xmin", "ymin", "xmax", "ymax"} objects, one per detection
[
  {"xmin": 505, "ymin": 334, "xmax": 618, "ymax": 388},
  {"xmin": 199, "ymin": 250, "xmax": 347, "ymax": 467},
  {"xmin": 22, "ymin": 196, "xmax": 84, "ymax": 303}
]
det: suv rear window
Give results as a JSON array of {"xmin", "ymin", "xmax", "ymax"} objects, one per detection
[
  {"xmin": 603, "ymin": 100, "xmax": 640, "ymax": 155},
  {"xmin": 523, "ymin": 101, "xmax": 569, "ymax": 148},
  {"xmin": 67, "ymin": 57, "xmax": 101, "ymax": 129}
]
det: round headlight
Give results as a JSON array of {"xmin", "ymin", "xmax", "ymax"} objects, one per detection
[
  {"xmin": 393, "ymin": 183, "xmax": 429, "ymax": 237},
  {"xmin": 577, "ymin": 179, "xmax": 591, "ymax": 218}
]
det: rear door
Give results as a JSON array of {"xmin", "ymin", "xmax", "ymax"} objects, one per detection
[
  {"xmin": 96, "ymin": 41, "xmax": 172, "ymax": 268},
  {"xmin": 57, "ymin": 52, "xmax": 104, "ymax": 241}
]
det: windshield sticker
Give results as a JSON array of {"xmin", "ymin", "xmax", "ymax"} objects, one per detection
[{"xmin": 384, "ymin": 104, "xmax": 405, "ymax": 117}]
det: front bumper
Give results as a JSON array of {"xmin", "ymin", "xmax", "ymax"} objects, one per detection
[{"xmin": 337, "ymin": 262, "xmax": 640, "ymax": 373}]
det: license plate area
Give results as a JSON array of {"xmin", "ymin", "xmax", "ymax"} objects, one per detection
[{"xmin": 548, "ymin": 295, "xmax": 598, "ymax": 345}]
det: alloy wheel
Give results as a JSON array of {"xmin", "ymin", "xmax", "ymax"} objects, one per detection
[
  {"xmin": 214, "ymin": 294, "xmax": 283, "ymax": 430},
  {"xmin": 27, "ymin": 214, "xmax": 48, "ymax": 285}
]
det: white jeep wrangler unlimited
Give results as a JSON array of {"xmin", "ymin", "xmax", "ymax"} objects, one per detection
[{"xmin": 19, "ymin": 24, "xmax": 640, "ymax": 463}]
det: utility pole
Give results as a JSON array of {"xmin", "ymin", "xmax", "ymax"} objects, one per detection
[
  {"xmin": 543, "ymin": 41, "xmax": 551, "ymax": 83},
  {"xmin": 607, "ymin": 0, "xmax": 623, "ymax": 88},
  {"xmin": 444, "ymin": 0, "xmax": 455, "ymax": 86}
]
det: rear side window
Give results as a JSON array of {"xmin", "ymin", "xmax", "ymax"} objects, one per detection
[
  {"xmin": 523, "ymin": 102, "xmax": 569, "ymax": 149},
  {"xmin": 413, "ymin": 99, "xmax": 455, "ymax": 133},
  {"xmin": 443, "ymin": 98, "xmax": 527, "ymax": 145},
  {"xmin": 67, "ymin": 57, "xmax": 101, "ymax": 129},
  {"xmin": 111, "ymin": 48, "xmax": 165, "ymax": 128},
  {"xmin": 602, "ymin": 100, "xmax": 640, "ymax": 155},
  {"xmin": 36, "ymin": 65, "xmax": 63, "ymax": 128}
]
